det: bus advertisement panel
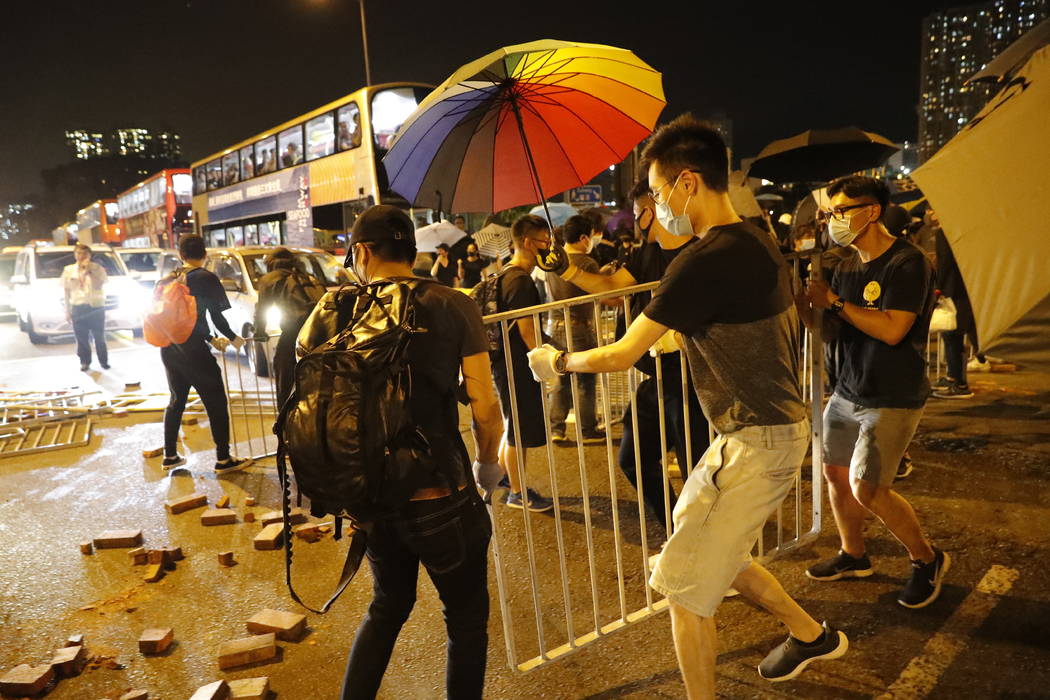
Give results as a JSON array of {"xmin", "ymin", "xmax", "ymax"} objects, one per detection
[{"xmin": 76, "ymin": 200, "xmax": 121, "ymax": 244}]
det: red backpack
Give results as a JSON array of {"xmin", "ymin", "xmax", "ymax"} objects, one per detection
[{"xmin": 144, "ymin": 270, "xmax": 198, "ymax": 347}]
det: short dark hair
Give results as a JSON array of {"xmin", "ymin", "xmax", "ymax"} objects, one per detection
[
  {"xmin": 562, "ymin": 215, "xmax": 592, "ymax": 244},
  {"xmin": 360, "ymin": 237, "xmax": 416, "ymax": 265},
  {"xmin": 511, "ymin": 214, "xmax": 549, "ymax": 245},
  {"xmin": 264, "ymin": 247, "xmax": 294, "ymax": 270},
  {"xmin": 74, "ymin": 243, "xmax": 91, "ymax": 254},
  {"xmin": 579, "ymin": 208, "xmax": 604, "ymax": 234},
  {"xmin": 629, "ymin": 176, "xmax": 651, "ymax": 202},
  {"xmin": 453, "ymin": 215, "xmax": 465, "ymax": 222},
  {"xmin": 641, "ymin": 113, "xmax": 730, "ymax": 193},
  {"xmin": 436, "ymin": 243, "xmax": 450, "ymax": 252},
  {"xmin": 179, "ymin": 234, "xmax": 206, "ymax": 260},
  {"xmin": 827, "ymin": 176, "xmax": 890, "ymax": 218}
]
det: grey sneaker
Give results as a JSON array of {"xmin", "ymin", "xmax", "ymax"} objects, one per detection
[
  {"xmin": 932, "ymin": 382, "xmax": 974, "ymax": 399},
  {"xmin": 806, "ymin": 550, "xmax": 874, "ymax": 581},
  {"xmin": 758, "ymin": 621, "xmax": 848, "ymax": 682},
  {"xmin": 898, "ymin": 549, "xmax": 951, "ymax": 609},
  {"xmin": 506, "ymin": 488, "xmax": 554, "ymax": 512}
]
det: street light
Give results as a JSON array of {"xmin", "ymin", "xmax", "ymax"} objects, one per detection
[{"xmin": 359, "ymin": 0, "xmax": 372, "ymax": 86}]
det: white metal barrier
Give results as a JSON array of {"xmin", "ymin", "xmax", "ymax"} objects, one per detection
[
  {"xmin": 482, "ymin": 264, "xmax": 825, "ymax": 673},
  {"xmin": 217, "ymin": 336, "xmax": 280, "ymax": 461}
]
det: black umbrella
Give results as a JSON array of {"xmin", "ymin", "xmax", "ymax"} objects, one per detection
[
  {"xmin": 746, "ymin": 127, "xmax": 899, "ymax": 184},
  {"xmin": 968, "ymin": 17, "xmax": 1050, "ymax": 84}
]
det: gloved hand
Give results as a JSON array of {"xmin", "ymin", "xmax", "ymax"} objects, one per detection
[
  {"xmin": 527, "ymin": 343, "xmax": 562, "ymax": 389},
  {"xmin": 472, "ymin": 460, "xmax": 504, "ymax": 503},
  {"xmin": 210, "ymin": 337, "xmax": 230, "ymax": 352},
  {"xmin": 534, "ymin": 242, "xmax": 569, "ymax": 275}
]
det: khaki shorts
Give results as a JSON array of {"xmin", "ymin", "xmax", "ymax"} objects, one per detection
[
  {"xmin": 649, "ymin": 420, "xmax": 809, "ymax": 618},
  {"xmin": 822, "ymin": 393, "xmax": 923, "ymax": 487}
]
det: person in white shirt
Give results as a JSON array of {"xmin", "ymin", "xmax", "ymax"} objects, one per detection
[{"xmin": 61, "ymin": 244, "xmax": 109, "ymax": 371}]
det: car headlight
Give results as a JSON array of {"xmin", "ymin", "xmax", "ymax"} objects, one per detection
[
  {"xmin": 32, "ymin": 295, "xmax": 66, "ymax": 316},
  {"xmin": 265, "ymin": 305, "xmax": 282, "ymax": 333},
  {"xmin": 119, "ymin": 289, "xmax": 149, "ymax": 316}
]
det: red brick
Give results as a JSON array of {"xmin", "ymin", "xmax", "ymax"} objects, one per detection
[
  {"xmin": 138, "ymin": 627, "xmax": 174, "ymax": 654},
  {"xmin": 0, "ymin": 664, "xmax": 54, "ymax": 696},
  {"xmin": 246, "ymin": 608, "xmax": 306, "ymax": 642},
  {"xmin": 93, "ymin": 530, "xmax": 143, "ymax": 549},
  {"xmin": 217, "ymin": 633, "xmax": 277, "ymax": 670},
  {"xmin": 164, "ymin": 493, "xmax": 208, "ymax": 515}
]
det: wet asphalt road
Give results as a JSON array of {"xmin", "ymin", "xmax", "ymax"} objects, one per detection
[{"xmin": 1, "ymin": 313, "xmax": 1048, "ymax": 699}]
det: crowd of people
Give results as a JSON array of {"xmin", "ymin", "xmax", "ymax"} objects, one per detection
[{"xmin": 125, "ymin": 112, "xmax": 985, "ymax": 699}]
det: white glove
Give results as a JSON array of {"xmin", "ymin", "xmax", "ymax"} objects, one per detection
[
  {"xmin": 527, "ymin": 343, "xmax": 561, "ymax": 387},
  {"xmin": 210, "ymin": 337, "xmax": 230, "ymax": 352},
  {"xmin": 231, "ymin": 336, "xmax": 246, "ymax": 351},
  {"xmin": 472, "ymin": 460, "xmax": 504, "ymax": 503}
]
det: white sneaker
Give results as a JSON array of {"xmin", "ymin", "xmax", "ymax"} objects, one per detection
[{"xmin": 967, "ymin": 357, "xmax": 991, "ymax": 373}]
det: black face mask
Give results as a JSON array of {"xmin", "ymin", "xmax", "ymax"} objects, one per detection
[{"xmin": 635, "ymin": 208, "xmax": 654, "ymax": 239}]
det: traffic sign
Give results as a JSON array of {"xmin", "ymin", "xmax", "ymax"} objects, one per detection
[{"xmin": 568, "ymin": 185, "xmax": 602, "ymax": 205}]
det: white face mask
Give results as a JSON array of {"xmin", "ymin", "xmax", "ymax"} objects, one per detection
[
  {"xmin": 827, "ymin": 208, "xmax": 872, "ymax": 247},
  {"xmin": 582, "ymin": 236, "xmax": 595, "ymax": 254},
  {"xmin": 654, "ymin": 175, "xmax": 694, "ymax": 237}
]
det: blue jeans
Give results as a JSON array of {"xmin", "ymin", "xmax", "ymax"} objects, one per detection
[{"xmin": 342, "ymin": 492, "xmax": 492, "ymax": 699}]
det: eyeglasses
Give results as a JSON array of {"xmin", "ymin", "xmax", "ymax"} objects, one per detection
[
  {"xmin": 817, "ymin": 203, "xmax": 874, "ymax": 224},
  {"xmin": 527, "ymin": 235, "xmax": 552, "ymax": 246},
  {"xmin": 648, "ymin": 175, "xmax": 681, "ymax": 205}
]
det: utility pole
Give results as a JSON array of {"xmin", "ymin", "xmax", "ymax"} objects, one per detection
[{"xmin": 360, "ymin": 0, "xmax": 372, "ymax": 86}]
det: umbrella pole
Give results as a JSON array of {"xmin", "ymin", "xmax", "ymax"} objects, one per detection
[{"xmin": 509, "ymin": 97, "xmax": 556, "ymax": 232}]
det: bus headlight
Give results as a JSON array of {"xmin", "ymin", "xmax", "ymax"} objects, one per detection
[{"xmin": 265, "ymin": 305, "xmax": 282, "ymax": 333}]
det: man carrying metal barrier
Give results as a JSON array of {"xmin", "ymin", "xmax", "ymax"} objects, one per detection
[
  {"xmin": 529, "ymin": 115, "xmax": 848, "ymax": 697},
  {"xmin": 251, "ymin": 247, "xmax": 325, "ymax": 407},
  {"xmin": 546, "ymin": 182, "xmax": 707, "ymax": 532}
]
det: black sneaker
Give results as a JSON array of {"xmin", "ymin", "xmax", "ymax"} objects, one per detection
[
  {"xmin": 497, "ymin": 474, "xmax": 510, "ymax": 490},
  {"xmin": 806, "ymin": 550, "xmax": 874, "ymax": 581},
  {"xmin": 101, "ymin": 362, "xmax": 111, "ymax": 370},
  {"xmin": 551, "ymin": 429, "xmax": 570, "ymax": 445},
  {"xmin": 581, "ymin": 429, "xmax": 606, "ymax": 445},
  {"xmin": 162, "ymin": 455, "xmax": 186, "ymax": 470},
  {"xmin": 758, "ymin": 621, "xmax": 848, "ymax": 682},
  {"xmin": 898, "ymin": 549, "xmax": 951, "ymax": 609},
  {"xmin": 932, "ymin": 383, "xmax": 974, "ymax": 399},
  {"xmin": 214, "ymin": 457, "xmax": 253, "ymax": 474},
  {"xmin": 895, "ymin": 454, "xmax": 915, "ymax": 481},
  {"xmin": 80, "ymin": 363, "xmax": 90, "ymax": 371},
  {"xmin": 932, "ymin": 376, "xmax": 954, "ymax": 389}
]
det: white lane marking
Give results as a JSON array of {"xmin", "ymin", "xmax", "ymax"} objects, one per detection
[{"xmin": 876, "ymin": 565, "xmax": 1020, "ymax": 699}]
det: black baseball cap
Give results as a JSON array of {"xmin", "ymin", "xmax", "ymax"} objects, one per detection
[{"xmin": 349, "ymin": 205, "xmax": 414, "ymax": 245}]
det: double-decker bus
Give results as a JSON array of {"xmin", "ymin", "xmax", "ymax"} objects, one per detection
[
  {"xmin": 75, "ymin": 200, "xmax": 121, "ymax": 245},
  {"xmin": 117, "ymin": 169, "xmax": 193, "ymax": 248},
  {"xmin": 191, "ymin": 82, "xmax": 432, "ymax": 249}
]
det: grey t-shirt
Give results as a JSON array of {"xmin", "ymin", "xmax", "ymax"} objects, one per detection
[
  {"xmin": 546, "ymin": 251, "xmax": 600, "ymax": 325},
  {"xmin": 643, "ymin": 221, "xmax": 806, "ymax": 434}
]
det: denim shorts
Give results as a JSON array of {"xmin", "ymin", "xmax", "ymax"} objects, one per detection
[
  {"xmin": 822, "ymin": 393, "xmax": 923, "ymax": 487},
  {"xmin": 649, "ymin": 420, "xmax": 809, "ymax": 618}
]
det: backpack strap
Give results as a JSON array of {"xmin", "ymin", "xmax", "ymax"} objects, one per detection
[{"xmin": 276, "ymin": 435, "xmax": 369, "ymax": 614}]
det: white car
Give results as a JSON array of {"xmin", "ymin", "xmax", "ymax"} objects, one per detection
[
  {"xmin": 204, "ymin": 246, "xmax": 350, "ymax": 374},
  {"xmin": 10, "ymin": 243, "xmax": 148, "ymax": 344},
  {"xmin": 115, "ymin": 247, "xmax": 181, "ymax": 290},
  {"xmin": 0, "ymin": 247, "xmax": 19, "ymax": 314}
]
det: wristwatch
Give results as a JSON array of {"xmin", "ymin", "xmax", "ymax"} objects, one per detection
[
  {"xmin": 554, "ymin": 350, "xmax": 570, "ymax": 375},
  {"xmin": 829, "ymin": 296, "xmax": 846, "ymax": 314}
]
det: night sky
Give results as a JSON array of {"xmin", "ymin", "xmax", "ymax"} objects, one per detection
[{"xmin": 0, "ymin": 0, "xmax": 949, "ymax": 204}]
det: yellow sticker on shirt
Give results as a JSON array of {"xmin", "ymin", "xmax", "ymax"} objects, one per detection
[{"xmin": 863, "ymin": 281, "xmax": 882, "ymax": 305}]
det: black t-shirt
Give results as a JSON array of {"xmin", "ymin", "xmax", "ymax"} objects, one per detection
[
  {"xmin": 459, "ymin": 257, "xmax": 487, "ymax": 288},
  {"xmin": 621, "ymin": 239, "xmax": 696, "ymax": 379},
  {"xmin": 494, "ymin": 265, "xmax": 541, "ymax": 370},
  {"xmin": 643, "ymin": 222, "xmax": 806, "ymax": 433},
  {"xmin": 405, "ymin": 281, "xmax": 490, "ymax": 486},
  {"xmin": 829, "ymin": 238, "xmax": 935, "ymax": 408},
  {"xmin": 184, "ymin": 267, "xmax": 236, "ymax": 341},
  {"xmin": 433, "ymin": 257, "xmax": 457, "ymax": 287}
]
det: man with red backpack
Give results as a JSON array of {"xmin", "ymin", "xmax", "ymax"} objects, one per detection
[{"xmin": 157, "ymin": 234, "xmax": 252, "ymax": 474}]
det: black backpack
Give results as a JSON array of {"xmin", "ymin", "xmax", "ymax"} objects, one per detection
[
  {"xmin": 283, "ymin": 268, "xmax": 327, "ymax": 326},
  {"xmin": 274, "ymin": 277, "xmax": 454, "ymax": 612},
  {"xmin": 469, "ymin": 270, "xmax": 506, "ymax": 354}
]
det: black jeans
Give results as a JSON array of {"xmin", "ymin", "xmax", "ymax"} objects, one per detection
[
  {"xmin": 342, "ymin": 493, "xmax": 492, "ymax": 700},
  {"xmin": 943, "ymin": 329, "xmax": 968, "ymax": 387},
  {"xmin": 271, "ymin": 330, "xmax": 298, "ymax": 409},
  {"xmin": 71, "ymin": 304, "xmax": 108, "ymax": 367},
  {"xmin": 618, "ymin": 376, "xmax": 708, "ymax": 531},
  {"xmin": 160, "ymin": 338, "xmax": 231, "ymax": 460}
]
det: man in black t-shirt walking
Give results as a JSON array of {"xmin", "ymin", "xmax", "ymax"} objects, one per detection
[
  {"xmin": 798, "ymin": 176, "xmax": 949, "ymax": 609},
  {"xmin": 157, "ymin": 235, "xmax": 251, "ymax": 474},
  {"xmin": 339, "ymin": 206, "xmax": 503, "ymax": 700},
  {"xmin": 488, "ymin": 215, "xmax": 555, "ymax": 512},
  {"xmin": 530, "ymin": 116, "xmax": 847, "ymax": 695}
]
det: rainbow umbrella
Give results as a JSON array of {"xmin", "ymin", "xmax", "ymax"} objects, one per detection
[{"xmin": 382, "ymin": 39, "xmax": 664, "ymax": 223}]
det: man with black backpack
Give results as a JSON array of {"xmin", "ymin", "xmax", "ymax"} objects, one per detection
[
  {"xmin": 158, "ymin": 234, "xmax": 252, "ymax": 474},
  {"xmin": 333, "ymin": 205, "xmax": 503, "ymax": 700},
  {"xmin": 252, "ymin": 247, "xmax": 325, "ymax": 407}
]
